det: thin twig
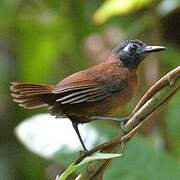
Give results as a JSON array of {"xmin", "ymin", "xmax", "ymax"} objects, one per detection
[
  {"xmin": 132, "ymin": 66, "xmax": 180, "ymax": 114},
  {"xmin": 74, "ymin": 66, "xmax": 180, "ymax": 180}
]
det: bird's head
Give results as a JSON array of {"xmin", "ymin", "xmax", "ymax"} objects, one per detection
[{"xmin": 114, "ymin": 40, "xmax": 166, "ymax": 69}]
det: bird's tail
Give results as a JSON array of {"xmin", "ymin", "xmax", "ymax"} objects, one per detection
[{"xmin": 10, "ymin": 82, "xmax": 55, "ymax": 109}]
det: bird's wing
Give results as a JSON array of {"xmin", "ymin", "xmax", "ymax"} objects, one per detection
[
  {"xmin": 52, "ymin": 79, "xmax": 112, "ymax": 104},
  {"xmin": 52, "ymin": 76, "xmax": 128, "ymax": 105}
]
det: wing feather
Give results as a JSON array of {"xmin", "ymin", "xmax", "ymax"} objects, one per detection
[
  {"xmin": 53, "ymin": 83, "xmax": 96, "ymax": 94},
  {"xmin": 56, "ymin": 87, "xmax": 102, "ymax": 102},
  {"xmin": 53, "ymin": 79, "xmax": 112, "ymax": 104},
  {"xmin": 60, "ymin": 89, "xmax": 109, "ymax": 104},
  {"xmin": 53, "ymin": 73, "xmax": 128, "ymax": 105},
  {"xmin": 69, "ymin": 91, "xmax": 111, "ymax": 104}
]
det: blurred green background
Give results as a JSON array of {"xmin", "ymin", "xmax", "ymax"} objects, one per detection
[{"xmin": 0, "ymin": 0, "xmax": 180, "ymax": 179}]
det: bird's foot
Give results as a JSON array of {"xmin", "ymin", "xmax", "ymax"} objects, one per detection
[
  {"xmin": 79, "ymin": 149, "xmax": 88, "ymax": 156},
  {"xmin": 118, "ymin": 117, "xmax": 128, "ymax": 134}
]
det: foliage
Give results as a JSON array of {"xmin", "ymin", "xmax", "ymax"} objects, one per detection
[
  {"xmin": 94, "ymin": 0, "xmax": 152, "ymax": 24},
  {"xmin": 105, "ymin": 137, "xmax": 180, "ymax": 180},
  {"xmin": 57, "ymin": 153, "xmax": 121, "ymax": 180},
  {"xmin": 0, "ymin": 0, "xmax": 180, "ymax": 180}
]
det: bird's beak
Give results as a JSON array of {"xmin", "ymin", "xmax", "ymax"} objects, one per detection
[{"xmin": 145, "ymin": 46, "xmax": 166, "ymax": 53}]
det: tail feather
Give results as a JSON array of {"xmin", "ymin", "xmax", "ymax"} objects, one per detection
[{"xmin": 10, "ymin": 82, "xmax": 55, "ymax": 109}]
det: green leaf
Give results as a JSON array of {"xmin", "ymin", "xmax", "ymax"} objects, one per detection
[
  {"xmin": 58, "ymin": 164, "xmax": 77, "ymax": 180},
  {"xmin": 77, "ymin": 152, "xmax": 122, "ymax": 167},
  {"xmin": 58, "ymin": 152, "xmax": 122, "ymax": 180},
  {"xmin": 94, "ymin": 0, "xmax": 152, "ymax": 24}
]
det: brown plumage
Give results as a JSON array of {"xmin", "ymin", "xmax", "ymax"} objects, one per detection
[{"xmin": 10, "ymin": 40, "xmax": 166, "ymax": 150}]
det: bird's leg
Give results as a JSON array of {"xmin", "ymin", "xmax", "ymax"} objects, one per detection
[
  {"xmin": 88, "ymin": 115, "xmax": 128, "ymax": 156},
  {"xmin": 88, "ymin": 116, "xmax": 128, "ymax": 129},
  {"xmin": 72, "ymin": 122, "xmax": 88, "ymax": 152},
  {"xmin": 87, "ymin": 115, "xmax": 130, "ymax": 135},
  {"xmin": 88, "ymin": 116, "xmax": 122, "ymax": 122}
]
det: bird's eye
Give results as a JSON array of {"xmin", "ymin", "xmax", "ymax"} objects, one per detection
[{"xmin": 129, "ymin": 44, "xmax": 138, "ymax": 53}]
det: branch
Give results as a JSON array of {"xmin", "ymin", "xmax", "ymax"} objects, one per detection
[{"xmin": 75, "ymin": 66, "xmax": 180, "ymax": 180}]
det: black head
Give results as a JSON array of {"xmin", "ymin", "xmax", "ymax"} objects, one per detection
[{"xmin": 114, "ymin": 40, "xmax": 166, "ymax": 69}]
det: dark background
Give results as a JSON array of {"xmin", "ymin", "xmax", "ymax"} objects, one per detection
[{"xmin": 0, "ymin": 0, "xmax": 180, "ymax": 179}]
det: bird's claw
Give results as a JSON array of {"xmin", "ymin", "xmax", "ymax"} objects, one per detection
[
  {"xmin": 79, "ymin": 149, "xmax": 88, "ymax": 156},
  {"xmin": 119, "ymin": 117, "xmax": 128, "ymax": 134}
]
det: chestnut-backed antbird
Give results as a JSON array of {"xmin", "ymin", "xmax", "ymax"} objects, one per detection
[{"xmin": 10, "ymin": 40, "xmax": 166, "ymax": 151}]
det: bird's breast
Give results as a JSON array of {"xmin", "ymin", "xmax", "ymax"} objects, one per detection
[
  {"xmin": 75, "ymin": 67, "xmax": 138, "ymax": 117},
  {"xmin": 105, "ymin": 69, "xmax": 138, "ymax": 115}
]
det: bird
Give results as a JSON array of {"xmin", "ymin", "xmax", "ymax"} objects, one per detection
[{"xmin": 10, "ymin": 39, "xmax": 166, "ymax": 151}]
